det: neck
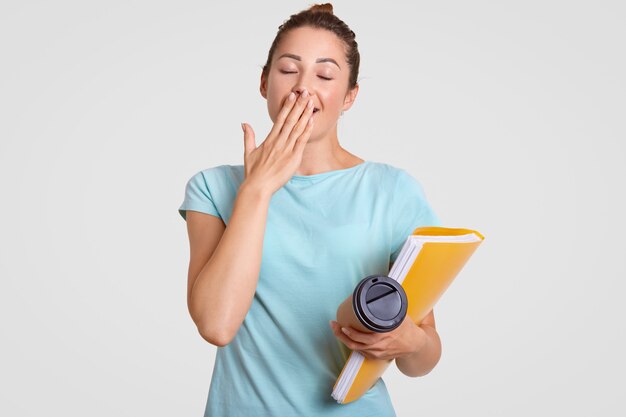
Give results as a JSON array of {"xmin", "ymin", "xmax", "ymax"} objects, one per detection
[{"xmin": 295, "ymin": 126, "xmax": 363, "ymax": 176}]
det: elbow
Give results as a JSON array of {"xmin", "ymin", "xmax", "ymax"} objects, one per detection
[
  {"xmin": 198, "ymin": 327, "xmax": 234, "ymax": 347},
  {"xmin": 189, "ymin": 301, "xmax": 242, "ymax": 347},
  {"xmin": 189, "ymin": 305, "xmax": 234, "ymax": 347},
  {"xmin": 197, "ymin": 322, "xmax": 237, "ymax": 347}
]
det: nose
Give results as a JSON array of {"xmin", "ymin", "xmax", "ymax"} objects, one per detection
[
  {"xmin": 292, "ymin": 83, "xmax": 316, "ymax": 97},
  {"xmin": 293, "ymin": 87, "xmax": 306, "ymax": 96},
  {"xmin": 292, "ymin": 87, "xmax": 316, "ymax": 104},
  {"xmin": 291, "ymin": 70, "xmax": 318, "ymax": 97}
]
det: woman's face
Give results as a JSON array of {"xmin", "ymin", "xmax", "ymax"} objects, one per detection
[{"xmin": 261, "ymin": 26, "xmax": 358, "ymax": 137}]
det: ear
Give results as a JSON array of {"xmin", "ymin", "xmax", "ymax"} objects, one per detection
[
  {"xmin": 342, "ymin": 83, "xmax": 359, "ymax": 112},
  {"xmin": 260, "ymin": 70, "xmax": 268, "ymax": 99}
]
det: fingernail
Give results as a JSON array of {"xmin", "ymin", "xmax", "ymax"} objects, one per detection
[
  {"xmin": 341, "ymin": 327, "xmax": 350, "ymax": 335},
  {"xmin": 288, "ymin": 92, "xmax": 295, "ymax": 101},
  {"xmin": 241, "ymin": 123, "xmax": 245, "ymax": 133}
]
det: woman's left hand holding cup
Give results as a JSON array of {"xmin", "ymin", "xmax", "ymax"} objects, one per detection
[{"xmin": 329, "ymin": 316, "xmax": 428, "ymax": 361}]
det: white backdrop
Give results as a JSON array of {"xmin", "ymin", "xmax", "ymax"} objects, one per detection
[{"xmin": 1, "ymin": 1, "xmax": 624, "ymax": 416}]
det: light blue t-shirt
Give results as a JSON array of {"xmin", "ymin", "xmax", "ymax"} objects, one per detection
[{"xmin": 178, "ymin": 160, "xmax": 442, "ymax": 417}]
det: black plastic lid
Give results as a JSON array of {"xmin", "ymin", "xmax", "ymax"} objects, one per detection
[{"xmin": 352, "ymin": 275, "xmax": 408, "ymax": 333}]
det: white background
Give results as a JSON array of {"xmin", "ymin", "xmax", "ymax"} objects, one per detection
[{"xmin": 1, "ymin": 1, "xmax": 624, "ymax": 415}]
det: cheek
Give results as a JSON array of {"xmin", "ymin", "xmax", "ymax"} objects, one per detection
[
  {"xmin": 320, "ymin": 91, "xmax": 344, "ymax": 114},
  {"xmin": 267, "ymin": 82, "xmax": 290, "ymax": 119}
]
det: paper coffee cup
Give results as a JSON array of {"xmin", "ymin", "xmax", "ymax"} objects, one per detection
[{"xmin": 336, "ymin": 275, "xmax": 408, "ymax": 333}]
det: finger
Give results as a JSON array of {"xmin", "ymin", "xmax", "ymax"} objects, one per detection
[
  {"xmin": 340, "ymin": 326, "xmax": 383, "ymax": 345},
  {"xmin": 337, "ymin": 332, "xmax": 368, "ymax": 351},
  {"xmin": 330, "ymin": 322, "xmax": 369, "ymax": 351},
  {"xmin": 279, "ymin": 90, "xmax": 311, "ymax": 142},
  {"xmin": 268, "ymin": 91, "xmax": 297, "ymax": 139},
  {"xmin": 292, "ymin": 114, "xmax": 315, "ymax": 153},
  {"xmin": 242, "ymin": 123, "xmax": 256, "ymax": 157},
  {"xmin": 286, "ymin": 99, "xmax": 314, "ymax": 149}
]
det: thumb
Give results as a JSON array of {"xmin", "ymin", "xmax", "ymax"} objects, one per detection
[{"xmin": 241, "ymin": 123, "xmax": 256, "ymax": 156}]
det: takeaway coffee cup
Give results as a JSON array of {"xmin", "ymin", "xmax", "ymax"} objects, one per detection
[{"xmin": 336, "ymin": 275, "xmax": 408, "ymax": 333}]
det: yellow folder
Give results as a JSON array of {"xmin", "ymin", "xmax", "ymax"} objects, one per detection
[{"xmin": 331, "ymin": 226, "xmax": 484, "ymax": 404}]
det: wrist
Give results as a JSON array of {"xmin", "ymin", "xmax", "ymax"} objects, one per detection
[
  {"xmin": 399, "ymin": 324, "xmax": 432, "ymax": 360},
  {"xmin": 410, "ymin": 324, "xmax": 429, "ymax": 356},
  {"xmin": 239, "ymin": 179, "xmax": 274, "ymax": 201}
]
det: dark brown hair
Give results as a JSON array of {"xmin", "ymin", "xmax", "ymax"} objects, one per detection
[{"xmin": 261, "ymin": 3, "xmax": 360, "ymax": 92}]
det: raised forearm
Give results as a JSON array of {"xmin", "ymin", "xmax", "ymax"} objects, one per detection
[
  {"xmin": 395, "ymin": 324, "xmax": 442, "ymax": 377},
  {"xmin": 189, "ymin": 181, "xmax": 272, "ymax": 345}
]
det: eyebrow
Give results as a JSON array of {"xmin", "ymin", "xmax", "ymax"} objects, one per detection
[{"xmin": 277, "ymin": 53, "xmax": 341, "ymax": 70}]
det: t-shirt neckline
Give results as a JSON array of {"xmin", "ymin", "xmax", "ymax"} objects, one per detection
[{"xmin": 289, "ymin": 160, "xmax": 369, "ymax": 181}]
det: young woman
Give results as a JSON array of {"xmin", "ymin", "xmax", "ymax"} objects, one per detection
[{"xmin": 178, "ymin": 4, "xmax": 442, "ymax": 416}]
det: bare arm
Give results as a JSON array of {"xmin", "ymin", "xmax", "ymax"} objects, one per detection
[
  {"xmin": 395, "ymin": 309, "xmax": 442, "ymax": 377},
  {"xmin": 185, "ymin": 88, "xmax": 316, "ymax": 347},
  {"xmin": 185, "ymin": 182, "xmax": 272, "ymax": 347}
]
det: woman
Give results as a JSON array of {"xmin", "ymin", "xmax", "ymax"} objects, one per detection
[{"xmin": 178, "ymin": 4, "xmax": 442, "ymax": 416}]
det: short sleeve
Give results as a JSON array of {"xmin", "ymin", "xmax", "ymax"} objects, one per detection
[
  {"xmin": 178, "ymin": 169, "xmax": 221, "ymax": 221},
  {"xmin": 389, "ymin": 169, "xmax": 442, "ymax": 263}
]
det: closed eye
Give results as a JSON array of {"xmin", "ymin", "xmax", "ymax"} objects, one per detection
[{"xmin": 279, "ymin": 70, "xmax": 333, "ymax": 81}]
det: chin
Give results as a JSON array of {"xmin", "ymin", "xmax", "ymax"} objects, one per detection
[{"xmin": 306, "ymin": 126, "xmax": 327, "ymax": 143}]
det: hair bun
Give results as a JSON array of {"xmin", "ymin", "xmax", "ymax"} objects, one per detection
[
  {"xmin": 308, "ymin": 3, "xmax": 334, "ymax": 14},
  {"xmin": 262, "ymin": 2, "xmax": 360, "ymax": 92}
]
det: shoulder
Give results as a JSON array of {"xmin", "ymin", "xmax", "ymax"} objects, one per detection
[
  {"xmin": 364, "ymin": 161, "xmax": 424, "ymax": 192},
  {"xmin": 360, "ymin": 160, "xmax": 399, "ymax": 180},
  {"xmin": 186, "ymin": 164, "xmax": 244, "ymax": 187},
  {"xmin": 192, "ymin": 164, "xmax": 237, "ymax": 179},
  {"xmin": 181, "ymin": 164, "xmax": 242, "ymax": 207}
]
